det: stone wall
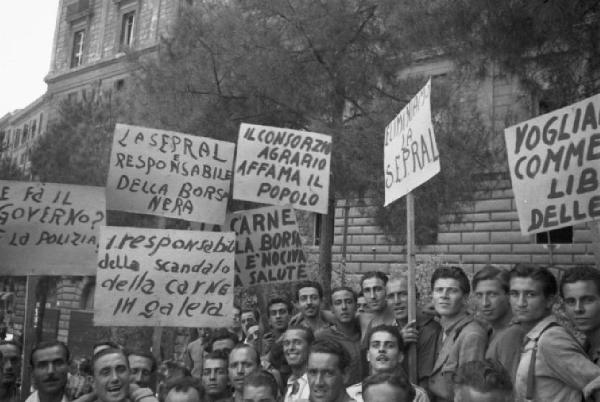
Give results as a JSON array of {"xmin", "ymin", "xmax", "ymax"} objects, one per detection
[{"xmin": 331, "ymin": 178, "xmax": 596, "ymax": 277}]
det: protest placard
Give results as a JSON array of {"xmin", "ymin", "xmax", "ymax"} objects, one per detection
[
  {"xmin": 233, "ymin": 123, "xmax": 332, "ymax": 214},
  {"xmin": 384, "ymin": 79, "xmax": 440, "ymax": 206},
  {"xmin": 225, "ymin": 206, "xmax": 308, "ymax": 287},
  {"xmin": 94, "ymin": 227, "xmax": 235, "ymax": 327},
  {"xmin": 0, "ymin": 180, "xmax": 105, "ymax": 275},
  {"xmin": 106, "ymin": 124, "xmax": 235, "ymax": 225},
  {"xmin": 505, "ymin": 93, "xmax": 600, "ymax": 235}
]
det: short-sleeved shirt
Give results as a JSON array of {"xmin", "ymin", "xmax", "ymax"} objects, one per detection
[{"xmin": 514, "ymin": 315, "xmax": 600, "ymax": 402}]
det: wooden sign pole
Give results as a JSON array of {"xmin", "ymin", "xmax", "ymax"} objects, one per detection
[
  {"xmin": 21, "ymin": 275, "xmax": 39, "ymax": 402},
  {"xmin": 590, "ymin": 221, "xmax": 600, "ymax": 269},
  {"xmin": 406, "ymin": 192, "xmax": 417, "ymax": 383}
]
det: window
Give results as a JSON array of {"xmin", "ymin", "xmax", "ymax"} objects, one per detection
[
  {"xmin": 30, "ymin": 119, "xmax": 37, "ymax": 137},
  {"xmin": 39, "ymin": 113, "xmax": 43, "ymax": 135},
  {"xmin": 313, "ymin": 214, "xmax": 322, "ymax": 246},
  {"xmin": 15, "ymin": 129, "xmax": 21, "ymax": 147},
  {"xmin": 71, "ymin": 29, "xmax": 85, "ymax": 68},
  {"xmin": 536, "ymin": 226, "xmax": 573, "ymax": 244},
  {"xmin": 120, "ymin": 11, "xmax": 135, "ymax": 49},
  {"xmin": 22, "ymin": 124, "xmax": 29, "ymax": 143},
  {"xmin": 115, "ymin": 79, "xmax": 126, "ymax": 91}
]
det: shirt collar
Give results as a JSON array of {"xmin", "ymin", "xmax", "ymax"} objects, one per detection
[
  {"xmin": 525, "ymin": 315, "xmax": 559, "ymax": 340},
  {"xmin": 442, "ymin": 311, "xmax": 469, "ymax": 334}
]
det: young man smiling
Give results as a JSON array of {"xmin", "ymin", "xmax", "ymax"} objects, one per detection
[
  {"xmin": 289, "ymin": 281, "xmax": 332, "ymax": 334},
  {"xmin": 428, "ymin": 266, "xmax": 487, "ymax": 402},
  {"xmin": 510, "ymin": 264, "xmax": 600, "ymax": 402},
  {"xmin": 282, "ymin": 325, "xmax": 314, "ymax": 402}
]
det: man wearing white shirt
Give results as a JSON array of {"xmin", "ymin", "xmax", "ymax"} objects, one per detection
[{"xmin": 283, "ymin": 325, "xmax": 314, "ymax": 402}]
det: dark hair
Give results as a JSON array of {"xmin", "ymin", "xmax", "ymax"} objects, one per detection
[
  {"xmin": 243, "ymin": 369, "xmax": 279, "ymax": 398},
  {"xmin": 472, "ymin": 265, "xmax": 510, "ymax": 293},
  {"xmin": 309, "ymin": 339, "xmax": 350, "ymax": 372},
  {"xmin": 92, "ymin": 340, "xmax": 122, "ymax": 356},
  {"xmin": 0, "ymin": 340, "xmax": 22, "ymax": 352},
  {"xmin": 204, "ymin": 350, "xmax": 229, "ymax": 365},
  {"xmin": 126, "ymin": 349, "xmax": 157, "ymax": 373},
  {"xmin": 357, "ymin": 291, "xmax": 364, "ymax": 299},
  {"xmin": 362, "ymin": 371, "xmax": 415, "ymax": 401},
  {"xmin": 267, "ymin": 297, "xmax": 293, "ymax": 315},
  {"xmin": 361, "ymin": 271, "xmax": 389, "ymax": 290},
  {"xmin": 431, "ymin": 266, "xmax": 470, "ymax": 294},
  {"xmin": 207, "ymin": 328, "xmax": 239, "ymax": 352},
  {"xmin": 166, "ymin": 376, "xmax": 204, "ymax": 399},
  {"xmin": 330, "ymin": 286, "xmax": 357, "ymax": 303},
  {"xmin": 233, "ymin": 303, "xmax": 241, "ymax": 313},
  {"xmin": 295, "ymin": 281, "xmax": 323, "ymax": 301},
  {"xmin": 560, "ymin": 265, "xmax": 600, "ymax": 297},
  {"xmin": 30, "ymin": 340, "xmax": 70, "ymax": 367},
  {"xmin": 284, "ymin": 325, "xmax": 315, "ymax": 345},
  {"xmin": 387, "ymin": 276, "xmax": 420, "ymax": 299},
  {"xmin": 365, "ymin": 325, "xmax": 404, "ymax": 350},
  {"xmin": 229, "ymin": 344, "xmax": 261, "ymax": 367},
  {"xmin": 509, "ymin": 264, "xmax": 557, "ymax": 297},
  {"xmin": 452, "ymin": 359, "xmax": 513, "ymax": 395},
  {"xmin": 92, "ymin": 347, "xmax": 129, "ymax": 373},
  {"xmin": 241, "ymin": 308, "xmax": 260, "ymax": 322}
]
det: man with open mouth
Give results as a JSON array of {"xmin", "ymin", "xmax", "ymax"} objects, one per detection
[
  {"xmin": 92, "ymin": 347, "xmax": 158, "ymax": 402},
  {"xmin": 346, "ymin": 325, "xmax": 429, "ymax": 402}
]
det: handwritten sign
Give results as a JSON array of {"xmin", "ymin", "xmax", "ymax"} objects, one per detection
[
  {"xmin": 233, "ymin": 123, "xmax": 332, "ymax": 214},
  {"xmin": 0, "ymin": 180, "xmax": 105, "ymax": 275},
  {"xmin": 384, "ymin": 80, "xmax": 440, "ymax": 206},
  {"xmin": 226, "ymin": 206, "xmax": 308, "ymax": 287},
  {"xmin": 106, "ymin": 124, "xmax": 235, "ymax": 224},
  {"xmin": 505, "ymin": 93, "xmax": 600, "ymax": 235},
  {"xmin": 94, "ymin": 227, "xmax": 235, "ymax": 327}
]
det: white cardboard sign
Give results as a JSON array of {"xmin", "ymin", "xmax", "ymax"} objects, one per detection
[
  {"xmin": 106, "ymin": 124, "xmax": 235, "ymax": 224},
  {"xmin": 384, "ymin": 80, "xmax": 440, "ymax": 206}
]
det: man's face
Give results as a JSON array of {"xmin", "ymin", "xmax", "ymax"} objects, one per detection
[
  {"xmin": 509, "ymin": 277, "xmax": 553, "ymax": 324},
  {"xmin": 245, "ymin": 325, "xmax": 261, "ymax": 351},
  {"xmin": 241, "ymin": 312, "xmax": 257, "ymax": 334},
  {"xmin": 298, "ymin": 287, "xmax": 321, "ymax": 319},
  {"xmin": 386, "ymin": 279, "xmax": 408, "ymax": 321},
  {"xmin": 367, "ymin": 331, "xmax": 402, "ymax": 373},
  {"xmin": 362, "ymin": 277, "xmax": 387, "ymax": 313},
  {"xmin": 243, "ymin": 385, "xmax": 277, "ymax": 402},
  {"xmin": 128, "ymin": 355, "xmax": 153, "ymax": 388},
  {"xmin": 32, "ymin": 345, "xmax": 69, "ymax": 396},
  {"xmin": 474, "ymin": 279, "xmax": 510, "ymax": 324},
  {"xmin": 212, "ymin": 338, "xmax": 236, "ymax": 355},
  {"xmin": 364, "ymin": 383, "xmax": 410, "ymax": 402},
  {"xmin": 454, "ymin": 386, "xmax": 511, "ymax": 402},
  {"xmin": 202, "ymin": 358, "xmax": 228, "ymax": 397},
  {"xmin": 228, "ymin": 348, "xmax": 258, "ymax": 392},
  {"xmin": 432, "ymin": 278, "xmax": 466, "ymax": 318},
  {"xmin": 331, "ymin": 290, "xmax": 356, "ymax": 324},
  {"xmin": 356, "ymin": 296, "xmax": 368, "ymax": 315},
  {"xmin": 0, "ymin": 344, "xmax": 20, "ymax": 386},
  {"xmin": 93, "ymin": 352, "xmax": 130, "ymax": 402},
  {"xmin": 562, "ymin": 280, "xmax": 600, "ymax": 334},
  {"xmin": 307, "ymin": 352, "xmax": 346, "ymax": 402},
  {"xmin": 282, "ymin": 329, "xmax": 309, "ymax": 368},
  {"xmin": 165, "ymin": 388, "xmax": 201, "ymax": 402},
  {"xmin": 232, "ymin": 307, "xmax": 242, "ymax": 332},
  {"xmin": 268, "ymin": 302, "xmax": 290, "ymax": 331}
]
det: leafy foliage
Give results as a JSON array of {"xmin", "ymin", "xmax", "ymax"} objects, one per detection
[
  {"xmin": 131, "ymin": 0, "xmax": 495, "ymax": 245},
  {"xmin": 0, "ymin": 157, "xmax": 26, "ymax": 180},
  {"xmin": 30, "ymin": 86, "xmax": 126, "ymax": 186}
]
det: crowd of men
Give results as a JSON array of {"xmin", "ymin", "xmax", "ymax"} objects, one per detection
[{"xmin": 2, "ymin": 263, "xmax": 600, "ymax": 401}]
